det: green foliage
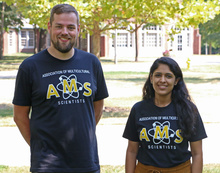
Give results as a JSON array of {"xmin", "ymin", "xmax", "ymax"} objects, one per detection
[
  {"xmin": 2, "ymin": 0, "xmax": 219, "ymax": 34},
  {"xmin": 176, "ymin": 0, "xmax": 219, "ymax": 27},
  {"xmin": 2, "ymin": 0, "xmax": 219, "ymax": 58},
  {"xmin": 199, "ymin": 14, "xmax": 220, "ymax": 50},
  {"xmin": 0, "ymin": 104, "xmax": 13, "ymax": 117},
  {"xmin": 0, "ymin": 2, "xmax": 23, "ymax": 32}
]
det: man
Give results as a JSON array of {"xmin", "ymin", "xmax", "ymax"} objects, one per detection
[{"xmin": 13, "ymin": 4, "xmax": 108, "ymax": 173}]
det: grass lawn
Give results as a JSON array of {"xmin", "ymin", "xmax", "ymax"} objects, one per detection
[
  {"xmin": 0, "ymin": 53, "xmax": 32, "ymax": 71},
  {"xmin": 0, "ymin": 164, "xmax": 220, "ymax": 173},
  {"xmin": 0, "ymin": 54, "xmax": 220, "ymax": 171}
]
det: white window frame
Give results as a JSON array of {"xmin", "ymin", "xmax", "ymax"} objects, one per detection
[
  {"xmin": 111, "ymin": 31, "xmax": 133, "ymax": 48},
  {"xmin": 177, "ymin": 35, "xmax": 182, "ymax": 51},
  {"xmin": 187, "ymin": 33, "xmax": 190, "ymax": 47},
  {"xmin": 117, "ymin": 33, "xmax": 128, "ymax": 47},
  {"xmin": 141, "ymin": 25, "xmax": 163, "ymax": 47},
  {"xmin": 146, "ymin": 33, "xmax": 157, "ymax": 47},
  {"xmin": 20, "ymin": 30, "xmax": 34, "ymax": 48},
  {"xmin": 9, "ymin": 30, "xmax": 14, "ymax": 47},
  {"xmin": 8, "ymin": 30, "xmax": 17, "ymax": 54}
]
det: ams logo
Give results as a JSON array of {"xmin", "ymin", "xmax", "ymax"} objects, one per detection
[
  {"xmin": 139, "ymin": 121, "xmax": 183, "ymax": 144},
  {"xmin": 46, "ymin": 74, "xmax": 92, "ymax": 99}
]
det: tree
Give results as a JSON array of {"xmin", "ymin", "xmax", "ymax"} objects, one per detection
[
  {"xmin": 78, "ymin": 0, "xmax": 129, "ymax": 58},
  {"xmin": 121, "ymin": 0, "xmax": 185, "ymax": 61},
  {"xmin": 5, "ymin": 0, "xmax": 120, "ymax": 56},
  {"xmin": 121, "ymin": 0, "xmax": 220, "ymax": 61},
  {"xmin": 0, "ymin": 1, "xmax": 5, "ymax": 60},
  {"xmin": 2, "ymin": 0, "xmax": 220, "ymax": 59},
  {"xmin": 0, "ymin": 2, "xmax": 23, "ymax": 59},
  {"xmin": 5, "ymin": 0, "xmax": 52, "ymax": 54},
  {"xmin": 199, "ymin": 14, "xmax": 220, "ymax": 54}
]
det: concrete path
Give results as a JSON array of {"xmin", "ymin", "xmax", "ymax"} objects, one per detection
[{"xmin": 0, "ymin": 122, "xmax": 219, "ymax": 166}]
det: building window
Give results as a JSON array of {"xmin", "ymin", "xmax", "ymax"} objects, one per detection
[
  {"xmin": 159, "ymin": 34, "xmax": 162, "ymax": 47},
  {"xmin": 142, "ymin": 33, "xmax": 144, "ymax": 47},
  {"xmin": 145, "ymin": 25, "xmax": 157, "ymax": 30},
  {"xmin": 187, "ymin": 33, "xmax": 190, "ymax": 47},
  {"xmin": 111, "ymin": 33, "xmax": 129, "ymax": 47},
  {"xmin": 112, "ymin": 33, "xmax": 115, "ymax": 47},
  {"xmin": 177, "ymin": 35, "xmax": 182, "ymax": 51},
  {"xmin": 170, "ymin": 40, "xmax": 173, "ymax": 47},
  {"xmin": 146, "ymin": 33, "xmax": 157, "ymax": 47},
  {"xmin": 21, "ymin": 30, "xmax": 34, "ymax": 48},
  {"xmin": 141, "ymin": 25, "xmax": 163, "ymax": 47},
  {"xmin": 117, "ymin": 33, "xmax": 128, "ymax": 47},
  {"xmin": 130, "ymin": 33, "xmax": 133, "ymax": 47},
  {"xmin": 9, "ymin": 31, "xmax": 13, "ymax": 46}
]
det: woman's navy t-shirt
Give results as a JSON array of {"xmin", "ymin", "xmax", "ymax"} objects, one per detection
[{"xmin": 123, "ymin": 99, "xmax": 207, "ymax": 168}]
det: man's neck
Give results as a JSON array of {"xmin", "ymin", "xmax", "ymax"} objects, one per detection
[{"xmin": 47, "ymin": 46, "xmax": 75, "ymax": 60}]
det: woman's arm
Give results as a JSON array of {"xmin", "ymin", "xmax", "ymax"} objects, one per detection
[
  {"xmin": 190, "ymin": 140, "xmax": 203, "ymax": 173},
  {"xmin": 125, "ymin": 140, "xmax": 139, "ymax": 173}
]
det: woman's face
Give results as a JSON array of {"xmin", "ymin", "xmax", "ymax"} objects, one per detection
[{"xmin": 150, "ymin": 64, "xmax": 179, "ymax": 99}]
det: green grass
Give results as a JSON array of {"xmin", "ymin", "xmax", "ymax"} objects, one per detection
[
  {"xmin": 0, "ymin": 53, "xmax": 32, "ymax": 71},
  {"xmin": 186, "ymin": 64, "xmax": 220, "ymax": 73},
  {"xmin": 0, "ymin": 104, "xmax": 14, "ymax": 127},
  {"xmin": 0, "ymin": 54, "xmax": 220, "ymax": 171},
  {"xmin": 203, "ymin": 164, "xmax": 220, "ymax": 173},
  {"xmin": 0, "ymin": 104, "xmax": 13, "ymax": 117},
  {"xmin": 0, "ymin": 164, "xmax": 220, "ymax": 173},
  {"xmin": 1, "ymin": 55, "xmax": 220, "ymax": 125}
]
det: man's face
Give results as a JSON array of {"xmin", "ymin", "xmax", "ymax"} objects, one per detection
[{"xmin": 48, "ymin": 12, "xmax": 80, "ymax": 53}]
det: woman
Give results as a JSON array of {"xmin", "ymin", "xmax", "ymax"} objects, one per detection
[{"xmin": 123, "ymin": 57, "xmax": 207, "ymax": 173}]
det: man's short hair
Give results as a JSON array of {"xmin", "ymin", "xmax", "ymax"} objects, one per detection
[{"xmin": 50, "ymin": 4, "xmax": 79, "ymax": 26}]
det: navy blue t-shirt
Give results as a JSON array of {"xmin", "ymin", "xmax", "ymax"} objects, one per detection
[
  {"xmin": 123, "ymin": 99, "xmax": 207, "ymax": 168},
  {"xmin": 13, "ymin": 49, "xmax": 108, "ymax": 172}
]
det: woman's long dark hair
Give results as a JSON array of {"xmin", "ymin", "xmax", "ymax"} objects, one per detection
[{"xmin": 142, "ymin": 57, "xmax": 198, "ymax": 139}]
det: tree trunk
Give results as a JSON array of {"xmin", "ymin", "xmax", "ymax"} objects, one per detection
[
  {"xmin": 209, "ymin": 42, "xmax": 212, "ymax": 55},
  {"xmin": 91, "ymin": 21, "xmax": 100, "ymax": 59},
  {"xmin": 34, "ymin": 24, "xmax": 38, "ymax": 54},
  {"xmin": 0, "ymin": 2, "xmax": 5, "ymax": 60},
  {"xmin": 135, "ymin": 24, "xmax": 139, "ymax": 62},
  {"xmin": 38, "ymin": 29, "xmax": 45, "ymax": 52}
]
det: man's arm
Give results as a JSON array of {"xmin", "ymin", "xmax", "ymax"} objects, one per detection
[
  {"xmin": 93, "ymin": 99, "xmax": 104, "ymax": 125},
  {"xmin": 13, "ymin": 105, "xmax": 31, "ymax": 146}
]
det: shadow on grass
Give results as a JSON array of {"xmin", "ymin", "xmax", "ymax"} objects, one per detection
[
  {"xmin": 105, "ymin": 71, "xmax": 220, "ymax": 84},
  {"xmin": 101, "ymin": 58, "xmax": 151, "ymax": 64},
  {"xmin": 184, "ymin": 77, "xmax": 220, "ymax": 84},
  {"xmin": 103, "ymin": 107, "xmax": 130, "ymax": 118},
  {"xmin": 3, "ymin": 53, "xmax": 32, "ymax": 60},
  {"xmin": 0, "ymin": 53, "xmax": 33, "ymax": 71}
]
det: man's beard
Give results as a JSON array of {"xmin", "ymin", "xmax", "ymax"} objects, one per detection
[{"xmin": 51, "ymin": 38, "xmax": 75, "ymax": 53}]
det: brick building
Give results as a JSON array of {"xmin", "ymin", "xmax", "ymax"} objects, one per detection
[{"xmin": 1, "ymin": 21, "xmax": 201, "ymax": 58}]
